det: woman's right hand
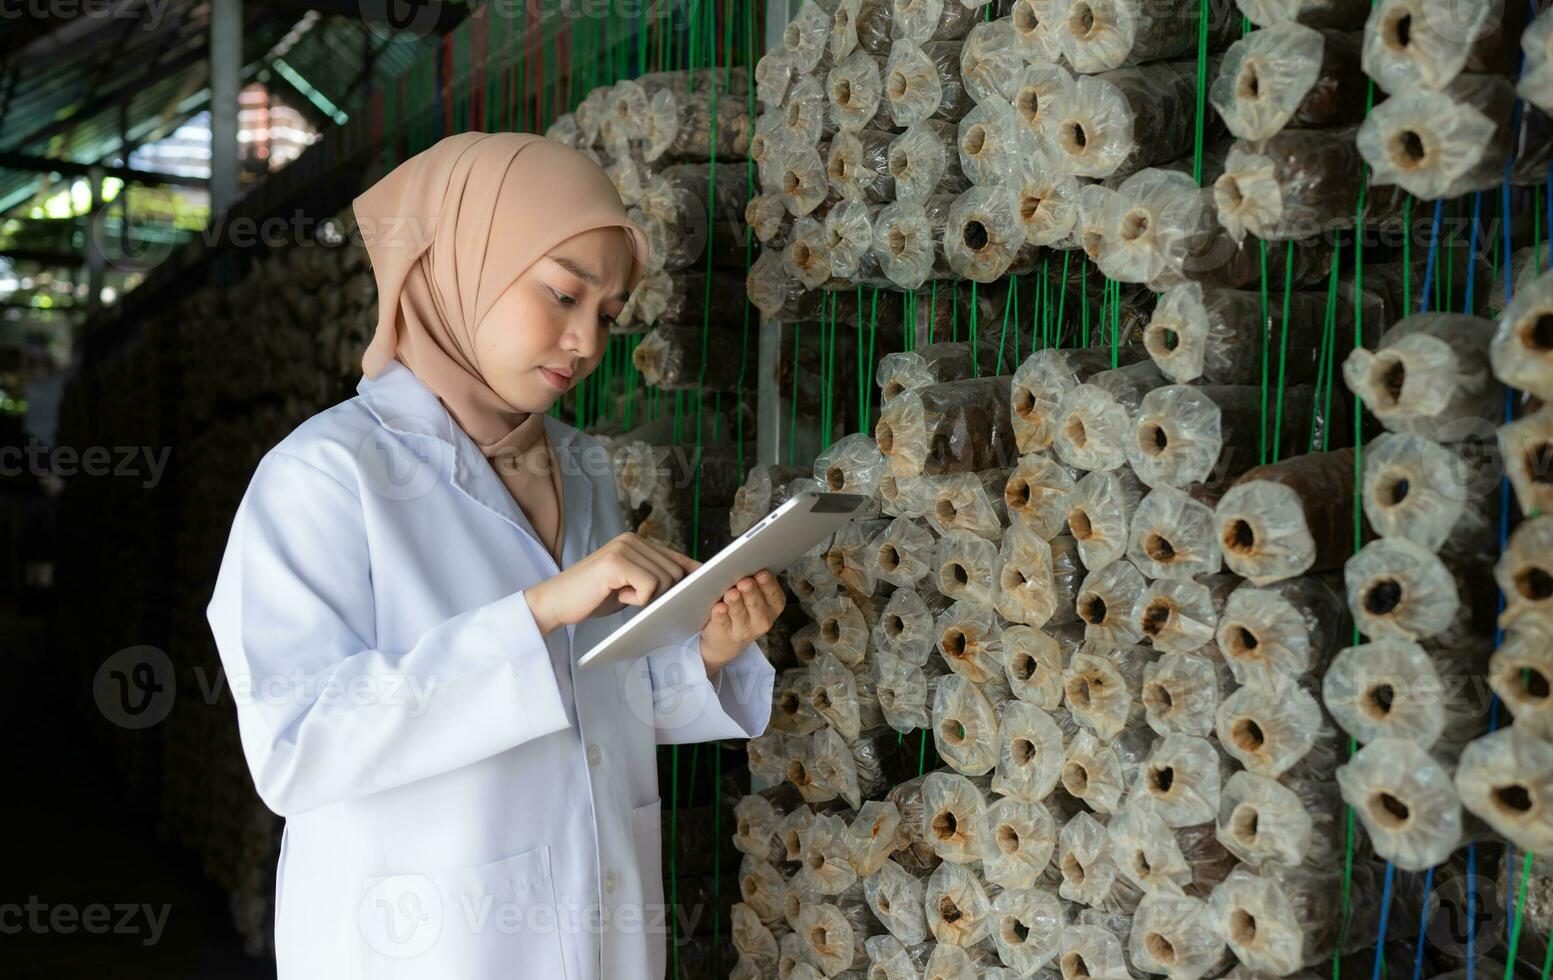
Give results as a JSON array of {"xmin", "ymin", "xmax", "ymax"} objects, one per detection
[{"xmin": 524, "ymin": 532, "xmax": 701, "ymax": 636}]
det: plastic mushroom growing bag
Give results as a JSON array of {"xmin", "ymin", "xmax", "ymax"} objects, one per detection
[
  {"xmin": 1056, "ymin": 362, "xmax": 1169, "ymax": 471},
  {"xmin": 1146, "ymin": 280, "xmax": 1333, "ymax": 386},
  {"xmin": 1125, "ymin": 733, "xmax": 1230, "ymax": 829},
  {"xmin": 1004, "ymin": 620, "xmax": 1086, "ymax": 709},
  {"xmin": 1210, "ymin": 23, "xmax": 1365, "ymax": 140},
  {"xmin": 996, "ymin": 523, "xmax": 1080, "ymax": 627},
  {"xmin": 956, "ymin": 97, "xmax": 1038, "ymax": 188},
  {"xmin": 847, "ymin": 800, "xmax": 908, "ymax": 879},
  {"xmin": 1003, "ymin": 452, "xmax": 1079, "ymax": 539},
  {"xmin": 924, "ymin": 468, "xmax": 1010, "ymax": 542},
  {"xmin": 932, "ymin": 673, "xmax": 1009, "ymax": 774},
  {"xmin": 1215, "ymin": 673, "xmax": 1338, "ymax": 780},
  {"xmin": 824, "ymin": 198, "xmax": 889, "ymax": 282},
  {"xmin": 1496, "ymin": 513, "xmax": 1553, "ymax": 630},
  {"xmin": 886, "ymin": 118, "xmax": 970, "ymax": 204},
  {"xmin": 1062, "ymin": 721, "xmax": 1156, "ymax": 815},
  {"xmin": 935, "ymin": 529, "xmax": 1000, "ymax": 608},
  {"xmin": 876, "ymin": 375, "xmax": 1018, "ymax": 478},
  {"xmin": 828, "ymin": 49, "xmax": 895, "ymax": 132},
  {"xmin": 992, "ymin": 886, "xmax": 1065, "ymax": 975},
  {"xmin": 1342, "ymin": 311, "xmax": 1500, "ymax": 434},
  {"xmin": 739, "ymin": 854, "xmax": 789, "ymax": 926},
  {"xmin": 1048, "ymin": 0, "xmax": 1236, "ymax": 72},
  {"xmin": 1214, "ymin": 575, "xmax": 1348, "ymax": 688},
  {"xmin": 1058, "ymin": 911, "xmax": 1143, "ymax": 980},
  {"xmin": 866, "ymin": 517, "xmax": 938, "ymax": 590},
  {"xmin": 1455, "ymin": 726, "xmax": 1553, "ymax": 856},
  {"xmin": 885, "ymin": 39, "xmax": 977, "ymax": 127},
  {"xmin": 873, "ymin": 585, "xmax": 952, "ymax": 665},
  {"xmin": 992, "ymin": 698, "xmax": 1071, "ymax": 802},
  {"xmin": 1140, "ymin": 650, "xmax": 1236, "ymax": 739},
  {"xmin": 873, "ymin": 648, "xmax": 944, "ymax": 733},
  {"xmin": 1490, "ymin": 264, "xmax": 1553, "ymax": 401},
  {"xmin": 935, "ymin": 597, "xmax": 1008, "ymax": 685},
  {"xmin": 943, "ymin": 185, "xmax": 1038, "ymax": 283},
  {"xmin": 1135, "ymin": 573, "xmax": 1237, "ymax": 656},
  {"xmin": 1360, "ymin": 431, "xmax": 1491, "ymax": 555},
  {"xmin": 1066, "ymin": 642, "xmax": 1155, "ymax": 741},
  {"xmin": 1074, "ymin": 562, "xmax": 1150, "ymax": 649},
  {"xmin": 877, "ymin": 338, "xmax": 995, "ymax": 404},
  {"xmin": 865, "ymin": 862, "xmax": 931, "ymax": 946},
  {"xmin": 1214, "ymin": 129, "xmax": 1397, "ymax": 246},
  {"xmin": 1208, "ymin": 863, "xmax": 1371, "ymax": 975},
  {"xmin": 1108, "ymin": 805, "xmax": 1236, "ymax": 900},
  {"xmin": 1322, "ymin": 637, "xmax": 1480, "ymax": 751},
  {"xmin": 1012, "ymin": 346, "xmax": 1136, "ymax": 454},
  {"xmin": 1344, "ymin": 536, "xmax": 1478, "ymax": 644},
  {"xmin": 982, "ymin": 795, "xmax": 1059, "ymax": 890},
  {"xmin": 1214, "ymin": 447, "xmax": 1356, "ymax": 586},
  {"xmin": 796, "ymin": 811, "xmax": 862, "ymax": 896},
  {"xmin": 1361, "ymin": 0, "xmax": 1519, "ymax": 94},
  {"xmin": 1356, "ymin": 73, "xmax": 1518, "ymax": 200},
  {"xmin": 1500, "ymin": 402, "xmax": 1553, "ymax": 519},
  {"xmin": 891, "ymin": 0, "xmax": 978, "ymax": 45},
  {"xmin": 1044, "ymin": 61, "xmax": 1212, "ymax": 179},
  {"xmin": 1129, "ymin": 893, "xmax": 1231, "ymax": 980},
  {"xmin": 1488, "ymin": 621, "xmax": 1553, "ymax": 740},
  {"xmin": 1216, "ymin": 769, "xmax": 1349, "ymax": 871},
  {"xmin": 1059, "ymin": 810, "xmax": 1144, "ymax": 913},
  {"xmin": 1125, "ymin": 485, "xmax": 1225, "ymax": 582},
  {"xmin": 1065, "ymin": 467, "xmax": 1146, "ymax": 572},
  {"xmin": 1335, "ymin": 735, "xmax": 1465, "ymax": 871},
  {"xmin": 920, "ymin": 769, "xmax": 995, "ymax": 865}
]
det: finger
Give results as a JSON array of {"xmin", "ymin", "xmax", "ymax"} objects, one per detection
[
  {"xmin": 619, "ymin": 538, "xmax": 680, "ymax": 594},
  {"xmin": 612, "ymin": 554, "xmax": 662, "ymax": 606},
  {"xmin": 755, "ymin": 570, "xmax": 785, "ymax": 610},
  {"xmin": 723, "ymin": 587, "xmax": 751, "ymax": 635},
  {"xmin": 644, "ymin": 538, "xmax": 701, "ymax": 574}
]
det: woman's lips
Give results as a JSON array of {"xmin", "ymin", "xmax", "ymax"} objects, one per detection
[{"xmin": 540, "ymin": 366, "xmax": 573, "ymax": 390}]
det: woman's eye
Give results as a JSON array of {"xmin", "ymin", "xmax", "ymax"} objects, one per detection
[
  {"xmin": 599, "ymin": 312, "xmax": 617, "ymax": 327},
  {"xmin": 549, "ymin": 287, "xmax": 576, "ymax": 306}
]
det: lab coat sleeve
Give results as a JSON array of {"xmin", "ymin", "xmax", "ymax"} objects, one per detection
[
  {"xmin": 644, "ymin": 635, "xmax": 775, "ymax": 745},
  {"xmin": 206, "ymin": 450, "xmax": 574, "ymax": 817}
]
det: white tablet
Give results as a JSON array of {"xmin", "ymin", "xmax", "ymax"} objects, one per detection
[{"xmin": 577, "ymin": 490, "xmax": 868, "ymax": 669}]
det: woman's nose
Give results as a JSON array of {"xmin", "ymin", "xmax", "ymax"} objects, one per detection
[{"xmin": 563, "ymin": 314, "xmax": 601, "ymax": 360}]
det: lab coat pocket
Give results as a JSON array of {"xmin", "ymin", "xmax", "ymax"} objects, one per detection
[
  {"xmin": 631, "ymin": 798, "xmax": 667, "ymax": 978},
  {"xmin": 358, "ymin": 844, "xmax": 569, "ymax": 980}
]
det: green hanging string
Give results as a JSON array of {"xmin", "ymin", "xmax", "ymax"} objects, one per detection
[
  {"xmin": 1271, "ymin": 241, "xmax": 1297, "ymax": 461},
  {"xmin": 1257, "ymin": 239, "xmax": 1270, "ymax": 465},
  {"xmin": 970, "ymin": 280, "xmax": 979, "ymax": 375}
]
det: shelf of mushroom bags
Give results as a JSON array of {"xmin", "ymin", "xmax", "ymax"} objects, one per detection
[{"xmin": 714, "ymin": 0, "xmax": 1553, "ymax": 977}]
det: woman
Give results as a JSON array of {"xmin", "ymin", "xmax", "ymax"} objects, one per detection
[{"xmin": 206, "ymin": 132, "xmax": 779, "ymax": 980}]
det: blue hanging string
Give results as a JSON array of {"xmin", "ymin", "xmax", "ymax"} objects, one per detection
[
  {"xmin": 1370, "ymin": 861, "xmax": 1396, "ymax": 980},
  {"xmin": 1409, "ymin": 867, "xmax": 1435, "ymax": 980}
]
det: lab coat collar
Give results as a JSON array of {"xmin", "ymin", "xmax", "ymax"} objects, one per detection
[{"xmin": 356, "ymin": 358, "xmax": 594, "ymax": 571}]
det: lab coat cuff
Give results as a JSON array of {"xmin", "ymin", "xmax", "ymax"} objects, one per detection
[
  {"xmin": 500, "ymin": 590, "xmax": 573, "ymax": 737},
  {"xmin": 651, "ymin": 636, "xmax": 775, "ymax": 744}
]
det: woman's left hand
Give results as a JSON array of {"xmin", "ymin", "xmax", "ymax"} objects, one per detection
[{"xmin": 699, "ymin": 570, "xmax": 786, "ymax": 677}]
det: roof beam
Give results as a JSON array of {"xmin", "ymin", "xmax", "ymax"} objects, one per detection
[{"xmin": 0, "ymin": 151, "xmax": 208, "ymax": 188}]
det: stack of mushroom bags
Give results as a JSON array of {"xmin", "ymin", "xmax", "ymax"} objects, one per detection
[
  {"xmin": 544, "ymin": 72, "xmax": 761, "ymax": 556},
  {"xmin": 721, "ymin": 0, "xmax": 1553, "ymax": 977}
]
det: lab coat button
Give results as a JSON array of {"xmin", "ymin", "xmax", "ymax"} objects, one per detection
[
  {"xmin": 586, "ymin": 743, "xmax": 602, "ymax": 766},
  {"xmin": 604, "ymin": 870, "xmax": 618, "ymax": 893}
]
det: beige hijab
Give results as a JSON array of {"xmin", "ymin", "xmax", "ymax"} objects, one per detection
[{"xmin": 352, "ymin": 132, "xmax": 649, "ymax": 564}]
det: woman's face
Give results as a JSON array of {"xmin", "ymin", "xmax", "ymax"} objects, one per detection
[{"xmin": 476, "ymin": 226, "xmax": 634, "ymax": 412}]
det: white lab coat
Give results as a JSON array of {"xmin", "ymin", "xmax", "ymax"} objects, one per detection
[{"xmin": 205, "ymin": 357, "xmax": 775, "ymax": 980}]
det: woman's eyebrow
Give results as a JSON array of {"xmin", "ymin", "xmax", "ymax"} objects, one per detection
[{"xmin": 548, "ymin": 255, "xmax": 630, "ymax": 301}]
